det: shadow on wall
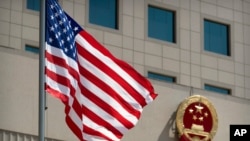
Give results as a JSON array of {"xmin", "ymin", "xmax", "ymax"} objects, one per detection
[{"xmin": 158, "ymin": 111, "xmax": 179, "ymax": 141}]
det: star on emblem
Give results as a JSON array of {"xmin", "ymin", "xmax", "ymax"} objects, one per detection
[
  {"xmin": 199, "ymin": 117, "xmax": 204, "ymax": 122},
  {"xmin": 193, "ymin": 115, "xmax": 197, "ymax": 121},
  {"xmin": 195, "ymin": 105, "xmax": 204, "ymax": 114},
  {"xmin": 204, "ymin": 112, "xmax": 208, "ymax": 117},
  {"xmin": 189, "ymin": 109, "xmax": 194, "ymax": 114}
]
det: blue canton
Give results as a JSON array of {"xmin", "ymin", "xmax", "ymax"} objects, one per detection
[{"xmin": 46, "ymin": 0, "xmax": 82, "ymax": 60}]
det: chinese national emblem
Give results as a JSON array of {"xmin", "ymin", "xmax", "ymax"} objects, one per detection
[{"xmin": 176, "ymin": 95, "xmax": 218, "ymax": 141}]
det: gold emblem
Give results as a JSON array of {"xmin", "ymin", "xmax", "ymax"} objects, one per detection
[{"xmin": 176, "ymin": 95, "xmax": 218, "ymax": 141}]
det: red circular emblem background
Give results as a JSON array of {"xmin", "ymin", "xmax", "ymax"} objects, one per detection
[{"xmin": 176, "ymin": 95, "xmax": 218, "ymax": 141}]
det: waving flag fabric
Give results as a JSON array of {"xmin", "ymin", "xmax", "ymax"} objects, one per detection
[{"xmin": 45, "ymin": 0, "xmax": 157, "ymax": 140}]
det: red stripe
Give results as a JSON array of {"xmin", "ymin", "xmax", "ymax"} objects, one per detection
[
  {"xmin": 76, "ymin": 52, "xmax": 141, "ymax": 119},
  {"xmin": 79, "ymin": 30, "xmax": 157, "ymax": 102},
  {"xmin": 46, "ymin": 27, "xmax": 157, "ymax": 141},
  {"xmin": 45, "ymin": 48, "xmax": 84, "ymax": 133},
  {"xmin": 45, "ymin": 67, "xmax": 70, "ymax": 88},
  {"xmin": 46, "ymin": 51, "xmax": 79, "ymax": 81},
  {"xmin": 83, "ymin": 125, "xmax": 113, "ymax": 141},
  {"xmin": 76, "ymin": 41, "xmax": 147, "ymax": 107},
  {"xmin": 65, "ymin": 114, "xmax": 84, "ymax": 141},
  {"xmin": 45, "ymin": 84, "xmax": 68, "ymax": 102},
  {"xmin": 46, "ymin": 68, "xmax": 83, "ymax": 124},
  {"xmin": 79, "ymin": 80, "xmax": 134, "ymax": 129},
  {"xmin": 82, "ymin": 105, "xmax": 123, "ymax": 138}
]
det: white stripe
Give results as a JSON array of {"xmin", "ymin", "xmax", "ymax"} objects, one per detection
[
  {"xmin": 83, "ymin": 117, "xmax": 120, "ymax": 141},
  {"xmin": 83, "ymin": 133, "xmax": 119, "ymax": 141},
  {"xmin": 68, "ymin": 89, "xmax": 84, "ymax": 132},
  {"xmin": 80, "ymin": 94, "xmax": 128, "ymax": 134},
  {"xmin": 45, "ymin": 58, "xmax": 77, "ymax": 89},
  {"xmin": 68, "ymin": 99, "xmax": 83, "ymax": 131},
  {"xmin": 46, "ymin": 43, "xmax": 84, "ymax": 138},
  {"xmin": 45, "ymin": 43, "xmax": 79, "ymax": 72},
  {"xmin": 80, "ymin": 75, "xmax": 138, "ymax": 125},
  {"xmin": 78, "ymin": 54, "xmax": 142, "ymax": 111},
  {"xmin": 75, "ymin": 35, "xmax": 153, "ymax": 103},
  {"xmin": 45, "ymin": 75, "xmax": 70, "ymax": 96}
]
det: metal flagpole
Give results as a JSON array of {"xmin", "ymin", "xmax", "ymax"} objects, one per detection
[{"xmin": 39, "ymin": 0, "xmax": 46, "ymax": 141}]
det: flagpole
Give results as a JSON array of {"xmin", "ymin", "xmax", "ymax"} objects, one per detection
[{"xmin": 39, "ymin": 0, "xmax": 46, "ymax": 141}]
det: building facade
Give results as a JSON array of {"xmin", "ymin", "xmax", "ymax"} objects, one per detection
[{"xmin": 0, "ymin": 0, "xmax": 250, "ymax": 140}]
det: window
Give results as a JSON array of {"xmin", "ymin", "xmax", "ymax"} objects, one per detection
[
  {"xmin": 204, "ymin": 19, "xmax": 230, "ymax": 56},
  {"xmin": 148, "ymin": 5, "xmax": 175, "ymax": 43},
  {"xmin": 89, "ymin": 0, "xmax": 118, "ymax": 29},
  {"xmin": 25, "ymin": 45, "xmax": 39, "ymax": 54},
  {"xmin": 26, "ymin": 0, "xmax": 40, "ymax": 11},
  {"xmin": 148, "ymin": 72, "xmax": 176, "ymax": 83},
  {"xmin": 204, "ymin": 84, "xmax": 231, "ymax": 95}
]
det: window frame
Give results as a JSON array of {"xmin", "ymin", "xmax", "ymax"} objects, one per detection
[
  {"xmin": 145, "ymin": 1, "xmax": 179, "ymax": 47},
  {"xmin": 24, "ymin": 0, "xmax": 40, "ymax": 14},
  {"xmin": 204, "ymin": 84, "xmax": 231, "ymax": 95},
  {"xmin": 86, "ymin": 0, "xmax": 122, "ymax": 33},
  {"xmin": 25, "ymin": 44, "xmax": 39, "ymax": 54},
  {"xmin": 145, "ymin": 67, "xmax": 179, "ymax": 85},
  {"xmin": 148, "ymin": 5, "xmax": 176, "ymax": 43},
  {"xmin": 148, "ymin": 71, "xmax": 177, "ymax": 83},
  {"xmin": 201, "ymin": 15, "xmax": 234, "ymax": 59},
  {"xmin": 22, "ymin": 40, "xmax": 39, "ymax": 57},
  {"xmin": 202, "ymin": 79, "xmax": 234, "ymax": 96}
]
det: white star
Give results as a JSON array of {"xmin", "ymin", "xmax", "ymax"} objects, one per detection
[
  {"xmin": 69, "ymin": 21, "xmax": 72, "ymax": 28},
  {"xmin": 63, "ymin": 28, "xmax": 67, "ymax": 33},
  {"xmin": 54, "ymin": 23, "xmax": 58, "ymax": 28},
  {"xmin": 61, "ymin": 40, "xmax": 65, "ymax": 45},
  {"xmin": 50, "ymin": 4, "xmax": 54, "ymax": 9},
  {"xmin": 59, "ymin": 10, "xmax": 63, "ymax": 14},
  {"xmin": 50, "ymin": 26, "xmax": 55, "ymax": 31},
  {"xmin": 50, "ymin": 15, "xmax": 54, "ymax": 20},
  {"xmin": 74, "ymin": 27, "xmax": 79, "ymax": 31},
  {"xmin": 59, "ymin": 20, "xmax": 63, "ymax": 25},
  {"xmin": 64, "ymin": 48, "xmax": 68, "ymax": 52},
  {"xmin": 49, "ymin": 38, "xmax": 53, "ymax": 43},
  {"xmin": 67, "ymin": 36, "xmax": 70, "ymax": 41}
]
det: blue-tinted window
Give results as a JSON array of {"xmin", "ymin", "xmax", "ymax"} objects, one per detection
[
  {"xmin": 204, "ymin": 20, "xmax": 230, "ymax": 56},
  {"xmin": 25, "ymin": 45, "xmax": 39, "ymax": 54},
  {"xmin": 205, "ymin": 84, "xmax": 230, "ymax": 95},
  {"xmin": 148, "ymin": 6, "xmax": 175, "ymax": 43},
  {"xmin": 89, "ymin": 0, "xmax": 118, "ymax": 29},
  {"xmin": 27, "ymin": 0, "xmax": 40, "ymax": 11},
  {"xmin": 148, "ymin": 72, "xmax": 176, "ymax": 83}
]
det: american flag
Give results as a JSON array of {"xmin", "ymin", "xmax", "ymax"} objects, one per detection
[{"xmin": 45, "ymin": 0, "xmax": 157, "ymax": 140}]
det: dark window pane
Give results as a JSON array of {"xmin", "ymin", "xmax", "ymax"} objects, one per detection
[
  {"xmin": 148, "ymin": 6, "xmax": 175, "ymax": 43},
  {"xmin": 25, "ymin": 45, "xmax": 39, "ymax": 54},
  {"xmin": 89, "ymin": 0, "xmax": 118, "ymax": 29},
  {"xmin": 205, "ymin": 84, "xmax": 230, "ymax": 95},
  {"xmin": 148, "ymin": 72, "xmax": 176, "ymax": 83},
  {"xmin": 27, "ymin": 0, "xmax": 40, "ymax": 11},
  {"xmin": 204, "ymin": 20, "xmax": 230, "ymax": 56}
]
